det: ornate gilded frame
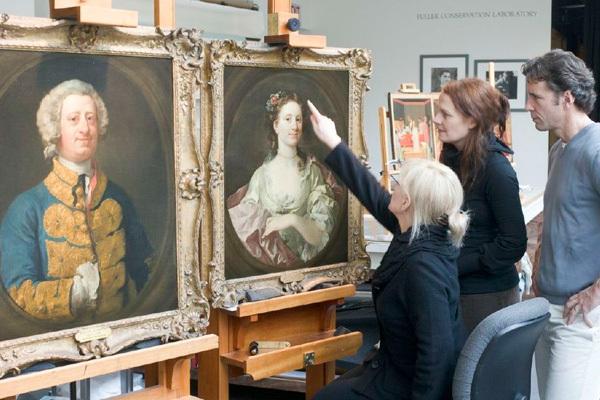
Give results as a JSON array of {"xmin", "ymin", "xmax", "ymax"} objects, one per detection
[
  {"xmin": 201, "ymin": 41, "xmax": 372, "ymax": 308},
  {"xmin": 0, "ymin": 16, "xmax": 209, "ymax": 377}
]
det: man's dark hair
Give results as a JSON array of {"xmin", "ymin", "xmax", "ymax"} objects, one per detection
[{"xmin": 522, "ymin": 49, "xmax": 596, "ymax": 114}]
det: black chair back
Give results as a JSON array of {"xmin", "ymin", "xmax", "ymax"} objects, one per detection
[
  {"xmin": 453, "ymin": 297, "xmax": 550, "ymax": 400},
  {"xmin": 470, "ymin": 312, "xmax": 549, "ymax": 400}
]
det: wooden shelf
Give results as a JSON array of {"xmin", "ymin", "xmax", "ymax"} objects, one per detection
[{"xmin": 221, "ymin": 330, "xmax": 362, "ymax": 380}]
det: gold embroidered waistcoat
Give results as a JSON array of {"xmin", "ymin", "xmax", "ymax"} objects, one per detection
[{"xmin": 9, "ymin": 158, "xmax": 129, "ymax": 320}]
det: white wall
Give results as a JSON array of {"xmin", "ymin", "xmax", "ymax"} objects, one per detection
[
  {"xmin": 112, "ymin": 0, "xmax": 264, "ymax": 39},
  {"xmin": 0, "ymin": 1, "xmax": 264, "ymax": 39},
  {"xmin": 0, "ymin": 0, "xmax": 551, "ymax": 189},
  {"xmin": 0, "ymin": 2, "xmax": 34, "ymax": 16},
  {"xmin": 295, "ymin": 0, "xmax": 551, "ymax": 191}
]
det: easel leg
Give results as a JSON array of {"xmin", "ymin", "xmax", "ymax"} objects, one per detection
[
  {"xmin": 161, "ymin": 357, "xmax": 191, "ymax": 396},
  {"xmin": 144, "ymin": 363, "xmax": 159, "ymax": 387},
  {"xmin": 378, "ymin": 106, "xmax": 391, "ymax": 191},
  {"xmin": 197, "ymin": 347, "xmax": 229, "ymax": 400},
  {"xmin": 154, "ymin": 0, "xmax": 175, "ymax": 28},
  {"xmin": 198, "ymin": 310, "xmax": 229, "ymax": 400},
  {"xmin": 110, "ymin": 357, "xmax": 192, "ymax": 399},
  {"xmin": 305, "ymin": 361, "xmax": 335, "ymax": 400},
  {"xmin": 305, "ymin": 301, "xmax": 337, "ymax": 399}
]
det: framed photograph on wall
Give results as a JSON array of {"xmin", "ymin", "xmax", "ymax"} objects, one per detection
[
  {"xmin": 0, "ymin": 17, "xmax": 209, "ymax": 376},
  {"xmin": 474, "ymin": 59, "xmax": 528, "ymax": 111},
  {"xmin": 420, "ymin": 54, "xmax": 469, "ymax": 93},
  {"xmin": 203, "ymin": 42, "xmax": 372, "ymax": 308}
]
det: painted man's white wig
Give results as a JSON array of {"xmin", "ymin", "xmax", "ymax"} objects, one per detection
[{"xmin": 36, "ymin": 79, "xmax": 109, "ymax": 159}]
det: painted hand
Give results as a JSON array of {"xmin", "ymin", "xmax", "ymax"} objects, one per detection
[
  {"xmin": 307, "ymin": 100, "xmax": 341, "ymax": 150},
  {"xmin": 263, "ymin": 214, "xmax": 296, "ymax": 238},
  {"xmin": 70, "ymin": 261, "xmax": 100, "ymax": 316},
  {"xmin": 564, "ymin": 280, "xmax": 600, "ymax": 327},
  {"xmin": 77, "ymin": 261, "xmax": 100, "ymax": 301}
]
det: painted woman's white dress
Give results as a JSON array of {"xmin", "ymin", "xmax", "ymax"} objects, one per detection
[{"xmin": 228, "ymin": 156, "xmax": 339, "ymax": 267}]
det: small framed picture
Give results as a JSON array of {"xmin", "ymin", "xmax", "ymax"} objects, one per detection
[
  {"xmin": 420, "ymin": 54, "xmax": 469, "ymax": 93},
  {"xmin": 474, "ymin": 59, "xmax": 528, "ymax": 111},
  {"xmin": 387, "ymin": 92, "xmax": 441, "ymax": 163}
]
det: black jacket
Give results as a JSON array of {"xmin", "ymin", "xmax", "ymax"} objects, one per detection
[
  {"xmin": 441, "ymin": 137, "xmax": 527, "ymax": 294},
  {"xmin": 326, "ymin": 143, "xmax": 465, "ymax": 400}
]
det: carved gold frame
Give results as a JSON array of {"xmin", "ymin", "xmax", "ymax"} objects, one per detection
[
  {"xmin": 0, "ymin": 16, "xmax": 209, "ymax": 377},
  {"xmin": 200, "ymin": 41, "xmax": 372, "ymax": 308}
]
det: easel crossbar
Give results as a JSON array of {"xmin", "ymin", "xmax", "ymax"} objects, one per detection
[
  {"xmin": 228, "ymin": 285, "xmax": 355, "ymax": 317},
  {"xmin": 0, "ymin": 335, "xmax": 218, "ymax": 398}
]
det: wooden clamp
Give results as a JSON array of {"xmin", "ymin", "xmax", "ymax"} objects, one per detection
[
  {"xmin": 49, "ymin": 0, "xmax": 139, "ymax": 27},
  {"xmin": 264, "ymin": 0, "xmax": 326, "ymax": 48},
  {"xmin": 49, "ymin": 0, "xmax": 175, "ymax": 28}
]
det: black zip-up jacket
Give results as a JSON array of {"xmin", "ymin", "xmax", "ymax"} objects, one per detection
[
  {"xmin": 326, "ymin": 143, "xmax": 465, "ymax": 400},
  {"xmin": 441, "ymin": 136, "xmax": 527, "ymax": 294}
]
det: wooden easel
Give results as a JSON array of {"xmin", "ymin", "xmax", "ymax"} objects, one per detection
[
  {"xmin": 48, "ymin": 0, "xmax": 175, "ymax": 28},
  {"xmin": 378, "ymin": 106, "xmax": 392, "ymax": 191},
  {"xmin": 264, "ymin": 0, "xmax": 326, "ymax": 48},
  {"xmin": 0, "ymin": 335, "xmax": 218, "ymax": 400},
  {"xmin": 197, "ymin": 285, "xmax": 362, "ymax": 400}
]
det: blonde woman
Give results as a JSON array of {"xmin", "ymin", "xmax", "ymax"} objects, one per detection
[{"xmin": 308, "ymin": 101, "xmax": 468, "ymax": 400}]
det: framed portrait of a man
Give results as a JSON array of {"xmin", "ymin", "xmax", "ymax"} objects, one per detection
[
  {"xmin": 0, "ymin": 16, "xmax": 208, "ymax": 376},
  {"xmin": 474, "ymin": 59, "xmax": 528, "ymax": 111},
  {"xmin": 203, "ymin": 42, "xmax": 372, "ymax": 308},
  {"xmin": 420, "ymin": 54, "xmax": 469, "ymax": 93}
]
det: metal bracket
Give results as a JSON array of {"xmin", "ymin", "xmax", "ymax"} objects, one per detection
[
  {"xmin": 303, "ymin": 351, "xmax": 315, "ymax": 367},
  {"xmin": 248, "ymin": 340, "xmax": 290, "ymax": 355}
]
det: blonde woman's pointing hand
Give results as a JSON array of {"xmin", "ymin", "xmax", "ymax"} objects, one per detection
[{"xmin": 307, "ymin": 100, "xmax": 341, "ymax": 150}]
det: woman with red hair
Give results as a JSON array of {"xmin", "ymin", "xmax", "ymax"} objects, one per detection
[{"xmin": 434, "ymin": 78, "xmax": 528, "ymax": 333}]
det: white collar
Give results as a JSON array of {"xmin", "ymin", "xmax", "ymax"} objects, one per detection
[{"xmin": 58, "ymin": 156, "xmax": 92, "ymax": 176}]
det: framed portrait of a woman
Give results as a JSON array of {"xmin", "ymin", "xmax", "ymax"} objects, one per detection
[{"xmin": 203, "ymin": 42, "xmax": 372, "ymax": 308}]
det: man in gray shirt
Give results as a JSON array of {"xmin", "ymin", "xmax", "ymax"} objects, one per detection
[{"xmin": 523, "ymin": 49, "xmax": 600, "ymax": 400}]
